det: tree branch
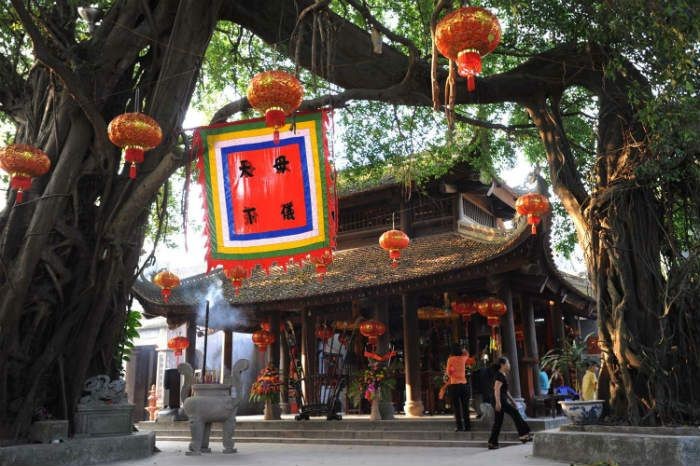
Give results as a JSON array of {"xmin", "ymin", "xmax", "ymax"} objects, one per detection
[
  {"xmin": 10, "ymin": 0, "xmax": 108, "ymax": 152},
  {"xmin": 453, "ymin": 112, "xmax": 537, "ymax": 134}
]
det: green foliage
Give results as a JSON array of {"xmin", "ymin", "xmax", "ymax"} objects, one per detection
[
  {"xmin": 347, "ymin": 361, "xmax": 398, "ymax": 407},
  {"xmin": 115, "ymin": 310, "xmax": 142, "ymax": 376},
  {"xmin": 540, "ymin": 333, "xmax": 595, "ymax": 392}
]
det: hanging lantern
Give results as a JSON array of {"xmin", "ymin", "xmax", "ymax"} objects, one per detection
[
  {"xmin": 224, "ymin": 265, "xmax": 248, "ymax": 295},
  {"xmin": 379, "ymin": 229, "xmax": 410, "ymax": 268},
  {"xmin": 359, "ymin": 320, "xmax": 386, "ymax": 346},
  {"xmin": 252, "ymin": 329, "xmax": 274, "ymax": 352},
  {"xmin": 333, "ymin": 320, "xmax": 357, "ymax": 331},
  {"xmin": 434, "ymin": 6, "xmax": 501, "ymax": 92},
  {"xmin": 0, "ymin": 144, "xmax": 51, "ymax": 203},
  {"xmin": 315, "ymin": 324, "xmax": 334, "ymax": 342},
  {"xmin": 152, "ymin": 270, "xmax": 180, "ymax": 303},
  {"xmin": 246, "ymin": 70, "xmax": 304, "ymax": 144},
  {"xmin": 167, "ymin": 336, "xmax": 189, "ymax": 357},
  {"xmin": 309, "ymin": 249, "xmax": 333, "ymax": 281},
  {"xmin": 451, "ymin": 299, "xmax": 479, "ymax": 321},
  {"xmin": 418, "ymin": 306, "xmax": 451, "ymax": 320},
  {"xmin": 515, "ymin": 192, "xmax": 550, "ymax": 235},
  {"xmin": 107, "ymin": 112, "xmax": 163, "ymax": 179},
  {"xmin": 478, "ymin": 297, "xmax": 507, "ymax": 352},
  {"xmin": 259, "ymin": 322, "xmax": 277, "ymax": 343}
]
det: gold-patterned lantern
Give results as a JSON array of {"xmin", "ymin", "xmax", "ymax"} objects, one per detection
[
  {"xmin": 379, "ymin": 229, "xmax": 410, "ymax": 268},
  {"xmin": 152, "ymin": 269, "xmax": 180, "ymax": 303},
  {"xmin": 107, "ymin": 112, "xmax": 163, "ymax": 179},
  {"xmin": 224, "ymin": 265, "xmax": 248, "ymax": 296},
  {"xmin": 0, "ymin": 144, "xmax": 51, "ymax": 203},
  {"xmin": 246, "ymin": 70, "xmax": 304, "ymax": 144},
  {"xmin": 434, "ymin": 6, "xmax": 501, "ymax": 92},
  {"xmin": 515, "ymin": 192, "xmax": 550, "ymax": 234}
]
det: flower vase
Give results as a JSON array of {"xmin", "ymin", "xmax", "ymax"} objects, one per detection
[{"xmin": 370, "ymin": 394, "xmax": 381, "ymax": 421}]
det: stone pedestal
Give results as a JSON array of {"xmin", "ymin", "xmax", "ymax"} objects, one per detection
[
  {"xmin": 74, "ymin": 404, "xmax": 135, "ymax": 436},
  {"xmin": 183, "ymin": 383, "xmax": 238, "ymax": 455},
  {"xmin": 29, "ymin": 420, "xmax": 69, "ymax": 443},
  {"xmin": 403, "ymin": 399, "xmax": 424, "ymax": 417},
  {"xmin": 263, "ymin": 399, "xmax": 281, "ymax": 420},
  {"xmin": 379, "ymin": 400, "xmax": 395, "ymax": 420}
]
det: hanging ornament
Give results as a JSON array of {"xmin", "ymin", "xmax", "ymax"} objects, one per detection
[
  {"xmin": 224, "ymin": 265, "xmax": 248, "ymax": 296},
  {"xmin": 477, "ymin": 297, "xmax": 507, "ymax": 352},
  {"xmin": 107, "ymin": 112, "xmax": 162, "ymax": 179},
  {"xmin": 451, "ymin": 299, "xmax": 479, "ymax": 322},
  {"xmin": 379, "ymin": 215, "xmax": 410, "ymax": 270},
  {"xmin": 359, "ymin": 320, "xmax": 386, "ymax": 346},
  {"xmin": 167, "ymin": 336, "xmax": 190, "ymax": 362},
  {"xmin": 152, "ymin": 270, "xmax": 181, "ymax": 303},
  {"xmin": 434, "ymin": 6, "xmax": 501, "ymax": 92},
  {"xmin": 515, "ymin": 192, "xmax": 550, "ymax": 234},
  {"xmin": 259, "ymin": 322, "xmax": 277, "ymax": 344},
  {"xmin": 315, "ymin": 324, "xmax": 334, "ymax": 342},
  {"xmin": 309, "ymin": 249, "xmax": 333, "ymax": 281},
  {"xmin": 0, "ymin": 144, "xmax": 51, "ymax": 203},
  {"xmin": 252, "ymin": 329, "xmax": 274, "ymax": 352},
  {"xmin": 246, "ymin": 70, "xmax": 304, "ymax": 145}
]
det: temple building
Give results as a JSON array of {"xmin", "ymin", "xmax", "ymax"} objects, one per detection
[{"xmin": 132, "ymin": 164, "xmax": 595, "ymax": 418}]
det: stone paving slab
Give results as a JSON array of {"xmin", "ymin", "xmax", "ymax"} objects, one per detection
[{"xmin": 104, "ymin": 441, "xmax": 568, "ymax": 466}]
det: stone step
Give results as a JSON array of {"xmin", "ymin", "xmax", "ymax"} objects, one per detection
[
  {"xmin": 140, "ymin": 428, "xmax": 522, "ymax": 442},
  {"xmin": 140, "ymin": 419, "xmax": 484, "ymax": 432},
  {"xmin": 155, "ymin": 436, "xmax": 521, "ymax": 448}
]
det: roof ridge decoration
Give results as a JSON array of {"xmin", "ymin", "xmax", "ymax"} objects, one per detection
[{"xmin": 193, "ymin": 110, "xmax": 337, "ymax": 290}]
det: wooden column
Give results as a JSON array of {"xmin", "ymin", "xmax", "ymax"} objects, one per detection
[
  {"xmin": 220, "ymin": 329, "xmax": 233, "ymax": 383},
  {"xmin": 279, "ymin": 323, "xmax": 290, "ymax": 413},
  {"xmin": 523, "ymin": 298, "xmax": 541, "ymax": 396},
  {"xmin": 402, "ymin": 293, "xmax": 424, "ymax": 417},
  {"xmin": 301, "ymin": 308, "xmax": 315, "ymax": 403},
  {"xmin": 551, "ymin": 302, "xmax": 565, "ymax": 348},
  {"xmin": 500, "ymin": 286, "xmax": 522, "ymax": 398},
  {"xmin": 185, "ymin": 314, "xmax": 197, "ymax": 369},
  {"xmin": 269, "ymin": 313, "xmax": 281, "ymax": 369},
  {"xmin": 374, "ymin": 296, "xmax": 394, "ymax": 419}
]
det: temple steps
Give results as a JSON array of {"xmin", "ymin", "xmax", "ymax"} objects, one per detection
[{"xmin": 137, "ymin": 417, "xmax": 546, "ymax": 448}]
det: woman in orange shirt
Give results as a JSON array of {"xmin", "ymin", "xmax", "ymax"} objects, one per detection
[{"xmin": 445, "ymin": 344, "xmax": 475, "ymax": 431}]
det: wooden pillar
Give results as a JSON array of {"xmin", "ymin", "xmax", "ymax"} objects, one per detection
[
  {"xmin": 374, "ymin": 296, "xmax": 394, "ymax": 419},
  {"xmin": 301, "ymin": 308, "xmax": 315, "ymax": 403},
  {"xmin": 269, "ymin": 313, "xmax": 281, "ymax": 369},
  {"xmin": 402, "ymin": 293, "xmax": 424, "ymax": 417},
  {"xmin": 185, "ymin": 314, "xmax": 197, "ymax": 368},
  {"xmin": 551, "ymin": 302, "xmax": 565, "ymax": 348},
  {"xmin": 220, "ymin": 329, "xmax": 233, "ymax": 383},
  {"xmin": 500, "ymin": 286, "xmax": 522, "ymax": 398},
  {"xmin": 523, "ymin": 298, "xmax": 541, "ymax": 396},
  {"xmin": 279, "ymin": 318, "xmax": 290, "ymax": 413}
]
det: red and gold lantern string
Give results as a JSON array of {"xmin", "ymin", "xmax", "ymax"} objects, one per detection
[
  {"xmin": 224, "ymin": 265, "xmax": 248, "ymax": 296},
  {"xmin": 152, "ymin": 269, "xmax": 180, "ymax": 303},
  {"xmin": 359, "ymin": 320, "xmax": 386, "ymax": 347},
  {"xmin": 309, "ymin": 249, "xmax": 333, "ymax": 282},
  {"xmin": 0, "ymin": 144, "xmax": 51, "ymax": 204},
  {"xmin": 246, "ymin": 70, "xmax": 304, "ymax": 145},
  {"xmin": 477, "ymin": 297, "xmax": 507, "ymax": 352},
  {"xmin": 252, "ymin": 329, "xmax": 274, "ymax": 352},
  {"xmin": 107, "ymin": 112, "xmax": 162, "ymax": 179},
  {"xmin": 515, "ymin": 192, "xmax": 550, "ymax": 234},
  {"xmin": 434, "ymin": 6, "xmax": 501, "ymax": 92}
]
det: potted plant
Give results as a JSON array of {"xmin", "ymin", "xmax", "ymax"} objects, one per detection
[
  {"xmin": 249, "ymin": 363, "xmax": 282, "ymax": 420},
  {"xmin": 540, "ymin": 333, "xmax": 603, "ymax": 425},
  {"xmin": 348, "ymin": 362, "xmax": 396, "ymax": 421}
]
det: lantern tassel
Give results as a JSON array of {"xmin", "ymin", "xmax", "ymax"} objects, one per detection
[
  {"xmin": 467, "ymin": 75, "xmax": 476, "ymax": 92},
  {"xmin": 129, "ymin": 162, "xmax": 137, "ymax": 179},
  {"xmin": 531, "ymin": 223, "xmax": 537, "ymax": 235},
  {"xmin": 16, "ymin": 190, "xmax": 24, "ymax": 203},
  {"xmin": 273, "ymin": 128, "xmax": 280, "ymax": 145}
]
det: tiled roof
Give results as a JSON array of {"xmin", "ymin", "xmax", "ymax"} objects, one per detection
[{"xmin": 133, "ymin": 220, "xmax": 532, "ymax": 310}]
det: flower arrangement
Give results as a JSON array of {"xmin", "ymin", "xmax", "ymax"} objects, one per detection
[
  {"xmin": 249, "ymin": 363, "xmax": 282, "ymax": 404},
  {"xmin": 348, "ymin": 361, "xmax": 396, "ymax": 406}
]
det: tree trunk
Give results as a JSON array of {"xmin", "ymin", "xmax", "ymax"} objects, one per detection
[{"xmin": 0, "ymin": 1, "xmax": 224, "ymax": 441}]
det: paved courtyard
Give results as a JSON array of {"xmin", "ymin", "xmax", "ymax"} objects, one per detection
[{"xmin": 105, "ymin": 441, "xmax": 568, "ymax": 466}]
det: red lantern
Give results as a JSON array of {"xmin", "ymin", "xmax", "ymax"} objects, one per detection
[
  {"xmin": 315, "ymin": 324, "xmax": 334, "ymax": 342},
  {"xmin": 478, "ymin": 297, "xmax": 507, "ymax": 352},
  {"xmin": 451, "ymin": 299, "xmax": 479, "ymax": 321},
  {"xmin": 309, "ymin": 249, "xmax": 333, "ymax": 281},
  {"xmin": 359, "ymin": 320, "xmax": 386, "ymax": 346},
  {"xmin": 152, "ymin": 270, "xmax": 180, "ymax": 303},
  {"xmin": 516, "ymin": 193, "xmax": 550, "ymax": 235},
  {"xmin": 0, "ymin": 144, "xmax": 51, "ymax": 203},
  {"xmin": 434, "ymin": 7, "xmax": 501, "ymax": 92},
  {"xmin": 252, "ymin": 329, "xmax": 274, "ymax": 352},
  {"xmin": 224, "ymin": 266, "xmax": 248, "ymax": 295},
  {"xmin": 107, "ymin": 112, "xmax": 162, "ymax": 179},
  {"xmin": 379, "ymin": 229, "xmax": 410, "ymax": 268},
  {"xmin": 246, "ymin": 70, "xmax": 304, "ymax": 144},
  {"xmin": 587, "ymin": 335, "xmax": 602, "ymax": 355},
  {"xmin": 167, "ymin": 336, "xmax": 190, "ymax": 356}
]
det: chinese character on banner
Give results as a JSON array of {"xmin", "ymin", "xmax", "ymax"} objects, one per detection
[{"xmin": 194, "ymin": 111, "xmax": 337, "ymax": 283}]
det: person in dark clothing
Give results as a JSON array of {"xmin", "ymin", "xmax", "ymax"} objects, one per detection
[
  {"xmin": 488, "ymin": 356, "xmax": 532, "ymax": 449},
  {"xmin": 444, "ymin": 344, "xmax": 475, "ymax": 431}
]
